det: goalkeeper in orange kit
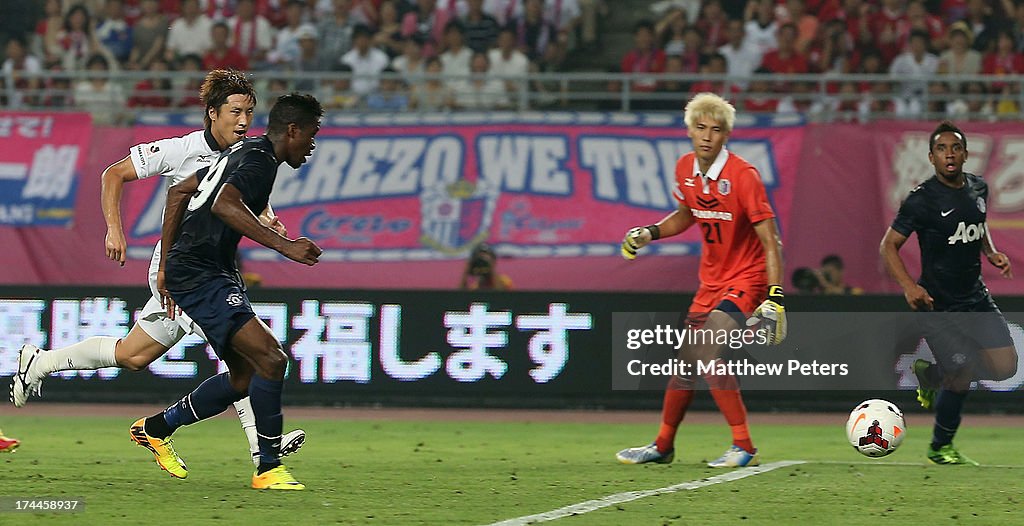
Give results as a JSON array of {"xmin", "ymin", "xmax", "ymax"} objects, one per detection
[{"xmin": 617, "ymin": 93, "xmax": 786, "ymax": 468}]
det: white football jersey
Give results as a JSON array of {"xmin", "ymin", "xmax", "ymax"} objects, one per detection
[
  {"xmin": 128, "ymin": 129, "xmax": 223, "ymax": 298},
  {"xmin": 129, "ymin": 129, "xmax": 221, "ymax": 186}
]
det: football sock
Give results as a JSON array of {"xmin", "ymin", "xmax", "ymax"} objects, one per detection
[
  {"xmin": 655, "ymin": 376, "xmax": 695, "ymax": 453},
  {"xmin": 144, "ymin": 413, "xmax": 173, "ymax": 439},
  {"xmin": 931, "ymin": 389, "xmax": 967, "ymax": 449},
  {"xmin": 162, "ymin": 373, "xmax": 245, "ymax": 434},
  {"xmin": 36, "ymin": 336, "xmax": 118, "ymax": 374},
  {"xmin": 250, "ymin": 374, "xmax": 284, "ymax": 471},
  {"xmin": 921, "ymin": 362, "xmax": 942, "ymax": 388},
  {"xmin": 705, "ymin": 371, "xmax": 755, "ymax": 453},
  {"xmin": 233, "ymin": 398, "xmax": 261, "ymax": 457}
]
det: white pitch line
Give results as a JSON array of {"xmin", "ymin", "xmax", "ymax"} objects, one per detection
[{"xmin": 487, "ymin": 461, "xmax": 804, "ymax": 526}]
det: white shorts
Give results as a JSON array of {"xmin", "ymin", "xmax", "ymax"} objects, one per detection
[
  {"xmin": 140, "ymin": 240, "xmax": 206, "ymax": 347},
  {"xmin": 137, "ymin": 296, "xmax": 206, "ymax": 348}
]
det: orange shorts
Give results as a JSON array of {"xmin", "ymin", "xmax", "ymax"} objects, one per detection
[{"xmin": 686, "ymin": 282, "xmax": 767, "ymax": 328}]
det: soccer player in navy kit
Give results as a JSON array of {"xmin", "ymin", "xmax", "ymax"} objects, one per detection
[
  {"xmin": 11, "ymin": 70, "xmax": 307, "ymax": 474},
  {"xmin": 881, "ymin": 121, "xmax": 1016, "ymax": 465},
  {"xmin": 131, "ymin": 93, "xmax": 323, "ymax": 489}
]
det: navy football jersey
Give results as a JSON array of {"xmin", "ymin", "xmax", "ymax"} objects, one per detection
[
  {"xmin": 891, "ymin": 173, "xmax": 990, "ymax": 310},
  {"xmin": 166, "ymin": 135, "xmax": 278, "ymax": 292}
]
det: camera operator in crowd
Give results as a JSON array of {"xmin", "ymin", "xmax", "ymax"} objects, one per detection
[{"xmin": 459, "ymin": 242, "xmax": 513, "ymax": 290}]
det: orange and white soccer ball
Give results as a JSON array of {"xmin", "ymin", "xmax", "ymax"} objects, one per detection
[{"xmin": 846, "ymin": 399, "xmax": 906, "ymax": 457}]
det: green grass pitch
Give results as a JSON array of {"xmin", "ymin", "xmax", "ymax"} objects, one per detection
[{"xmin": 1, "ymin": 413, "xmax": 1022, "ymax": 525}]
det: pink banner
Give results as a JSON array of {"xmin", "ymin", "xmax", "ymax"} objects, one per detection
[
  {"xmin": 3, "ymin": 115, "xmax": 1021, "ymax": 294},
  {"xmin": 120, "ymin": 115, "xmax": 800, "ymax": 272},
  {"xmin": 0, "ymin": 112, "xmax": 91, "ymax": 226}
]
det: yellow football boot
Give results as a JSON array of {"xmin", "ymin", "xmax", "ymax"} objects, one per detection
[
  {"xmin": 252, "ymin": 465, "xmax": 305, "ymax": 490},
  {"xmin": 129, "ymin": 418, "xmax": 188, "ymax": 479}
]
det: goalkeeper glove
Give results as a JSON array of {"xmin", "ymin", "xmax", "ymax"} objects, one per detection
[
  {"xmin": 621, "ymin": 224, "xmax": 660, "ymax": 260},
  {"xmin": 746, "ymin": 285, "xmax": 787, "ymax": 345}
]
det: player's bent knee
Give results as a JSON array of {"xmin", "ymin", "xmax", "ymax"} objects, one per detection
[{"xmin": 256, "ymin": 348, "xmax": 287, "ymax": 379}]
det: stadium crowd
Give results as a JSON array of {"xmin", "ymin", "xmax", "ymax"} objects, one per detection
[
  {"xmin": 625, "ymin": 0, "xmax": 1024, "ymax": 118},
  {"xmin": 0, "ymin": 0, "xmax": 605, "ymax": 117},
  {"xmin": 2, "ymin": 0, "xmax": 1024, "ymax": 119}
]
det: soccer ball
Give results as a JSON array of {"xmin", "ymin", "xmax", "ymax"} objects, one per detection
[{"xmin": 845, "ymin": 399, "xmax": 906, "ymax": 457}]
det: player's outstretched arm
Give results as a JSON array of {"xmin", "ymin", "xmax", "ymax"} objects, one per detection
[
  {"xmin": 212, "ymin": 183, "xmax": 322, "ymax": 266},
  {"xmin": 621, "ymin": 204, "xmax": 696, "ymax": 260},
  {"xmin": 982, "ymin": 227, "xmax": 1013, "ymax": 278},
  {"xmin": 100, "ymin": 156, "xmax": 140, "ymax": 266},
  {"xmin": 880, "ymin": 227, "xmax": 934, "ymax": 310},
  {"xmin": 748, "ymin": 218, "xmax": 787, "ymax": 344},
  {"xmin": 159, "ymin": 173, "xmax": 201, "ymax": 318}
]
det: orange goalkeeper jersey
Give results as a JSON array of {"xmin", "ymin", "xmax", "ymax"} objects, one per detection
[{"xmin": 673, "ymin": 148, "xmax": 775, "ymax": 289}]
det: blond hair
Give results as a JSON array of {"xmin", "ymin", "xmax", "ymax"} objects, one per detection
[{"xmin": 684, "ymin": 93, "xmax": 736, "ymax": 133}]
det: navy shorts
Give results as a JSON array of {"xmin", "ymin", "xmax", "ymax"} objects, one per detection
[
  {"xmin": 919, "ymin": 296, "xmax": 1015, "ymax": 376},
  {"xmin": 170, "ymin": 278, "xmax": 255, "ymax": 359}
]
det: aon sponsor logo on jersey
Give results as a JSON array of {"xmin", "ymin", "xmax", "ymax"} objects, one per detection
[{"xmin": 947, "ymin": 221, "xmax": 986, "ymax": 245}]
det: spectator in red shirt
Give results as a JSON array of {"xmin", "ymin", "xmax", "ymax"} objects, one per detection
[
  {"xmin": 871, "ymin": 0, "xmax": 908, "ymax": 65},
  {"xmin": 128, "ymin": 57, "xmax": 173, "ymax": 107},
  {"xmin": 808, "ymin": 18, "xmax": 857, "ymax": 73},
  {"xmin": 834, "ymin": 0, "xmax": 874, "ymax": 56},
  {"xmin": 806, "ymin": 0, "xmax": 841, "ymax": 21},
  {"xmin": 906, "ymin": 0, "xmax": 945, "ymax": 51},
  {"xmin": 203, "ymin": 21, "xmax": 250, "ymax": 70},
  {"xmin": 678, "ymin": 26, "xmax": 705, "ymax": 74},
  {"xmin": 760, "ymin": 23, "xmax": 808, "ymax": 75},
  {"xmin": 854, "ymin": 48, "xmax": 884, "ymax": 93},
  {"xmin": 621, "ymin": 20, "xmax": 666, "ymax": 94},
  {"xmin": 689, "ymin": 53, "xmax": 736, "ymax": 97},
  {"xmin": 982, "ymin": 29, "xmax": 1024, "ymax": 91},
  {"xmin": 695, "ymin": 0, "xmax": 729, "ymax": 52},
  {"xmin": 780, "ymin": 0, "xmax": 819, "ymax": 54},
  {"xmin": 743, "ymin": 66, "xmax": 780, "ymax": 113}
]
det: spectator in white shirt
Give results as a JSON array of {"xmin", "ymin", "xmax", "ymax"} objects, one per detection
[
  {"xmin": 453, "ymin": 51, "xmax": 509, "ymax": 109},
  {"xmin": 2, "ymin": 35, "xmax": 43, "ymax": 108},
  {"xmin": 166, "ymin": 0, "xmax": 214, "ymax": 62},
  {"xmin": 889, "ymin": 29, "xmax": 939, "ymax": 114},
  {"xmin": 487, "ymin": 26, "xmax": 529, "ymax": 99},
  {"xmin": 718, "ymin": 18, "xmax": 762, "ymax": 90},
  {"xmin": 74, "ymin": 54, "xmax": 127, "ymax": 125},
  {"xmin": 392, "ymin": 34, "xmax": 427, "ymax": 77},
  {"xmin": 743, "ymin": 0, "xmax": 778, "ymax": 56},
  {"xmin": 341, "ymin": 24, "xmax": 391, "ymax": 95},
  {"xmin": 230, "ymin": 0, "xmax": 276, "ymax": 65},
  {"xmin": 268, "ymin": 0, "xmax": 312, "ymax": 66},
  {"xmin": 440, "ymin": 21, "xmax": 472, "ymax": 87}
]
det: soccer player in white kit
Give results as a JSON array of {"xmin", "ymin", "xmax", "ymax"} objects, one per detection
[{"xmin": 10, "ymin": 70, "xmax": 305, "ymax": 473}]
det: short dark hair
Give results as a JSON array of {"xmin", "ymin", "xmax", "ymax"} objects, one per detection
[
  {"xmin": 352, "ymin": 23, "xmax": 373, "ymax": 39},
  {"xmin": 85, "ymin": 54, "xmax": 110, "ymax": 69},
  {"xmin": 267, "ymin": 92, "xmax": 323, "ymax": 135},
  {"xmin": 821, "ymin": 254, "xmax": 843, "ymax": 268},
  {"xmin": 6, "ymin": 34, "xmax": 27, "ymax": 48},
  {"xmin": 908, "ymin": 29, "xmax": 930, "ymax": 43},
  {"xmin": 633, "ymin": 20, "xmax": 654, "ymax": 34},
  {"xmin": 200, "ymin": 69, "xmax": 257, "ymax": 128},
  {"xmin": 445, "ymin": 20, "xmax": 466, "ymax": 34},
  {"xmin": 929, "ymin": 120, "xmax": 966, "ymax": 151}
]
